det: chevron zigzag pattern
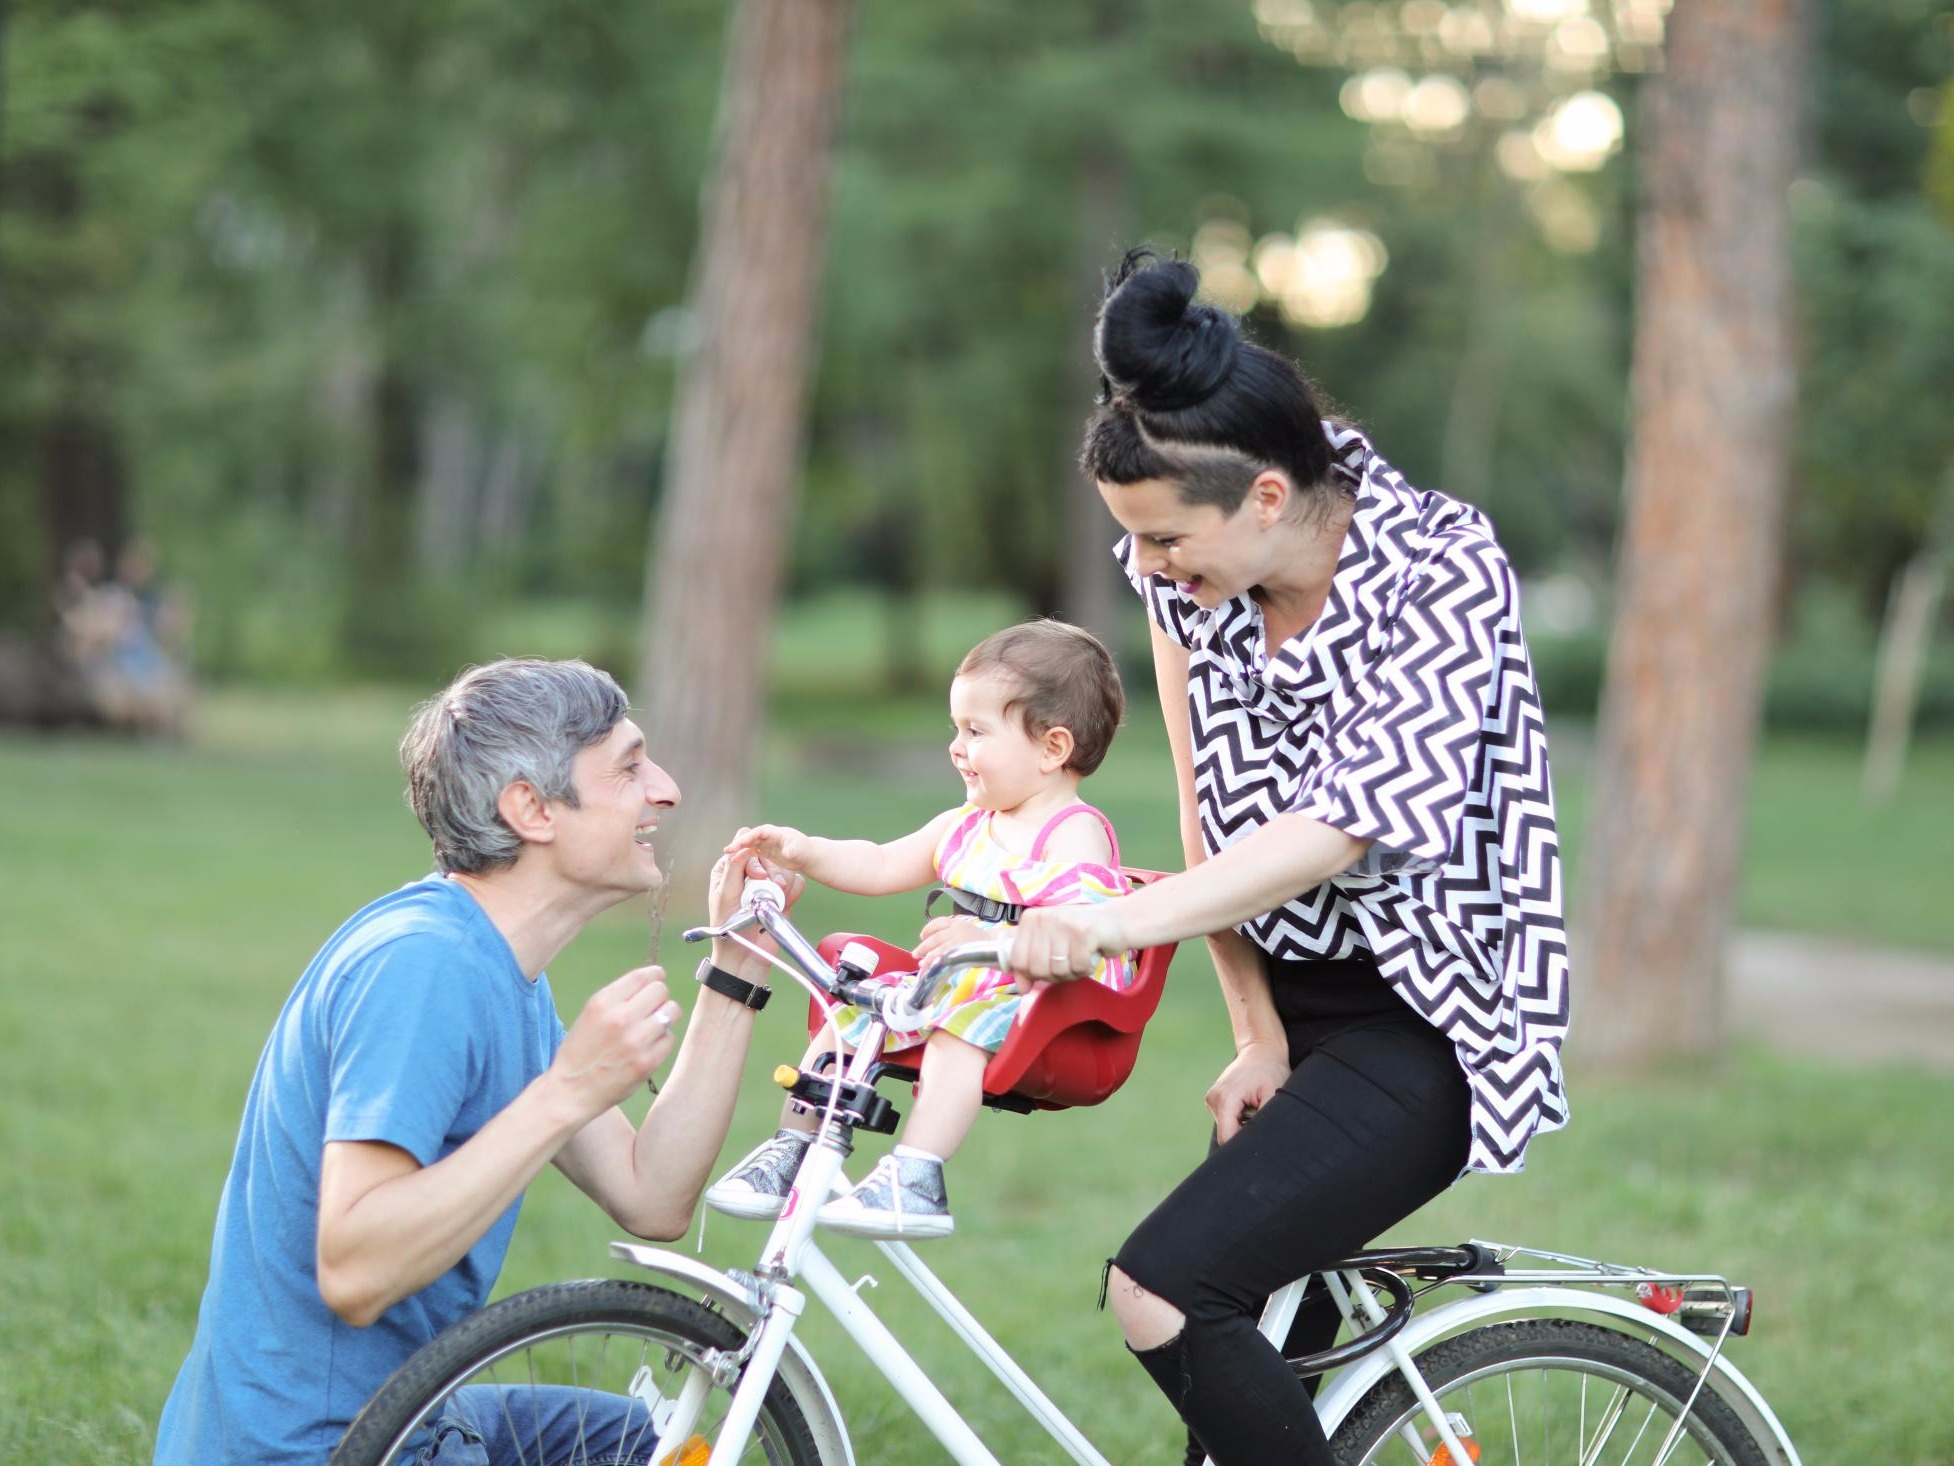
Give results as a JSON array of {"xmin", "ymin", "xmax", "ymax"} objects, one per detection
[{"xmin": 1116, "ymin": 424, "xmax": 1569, "ymax": 1175}]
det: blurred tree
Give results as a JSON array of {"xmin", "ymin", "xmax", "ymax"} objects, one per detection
[
  {"xmin": 0, "ymin": 2, "xmax": 141, "ymax": 631},
  {"xmin": 1863, "ymin": 79, "xmax": 1954, "ymax": 801},
  {"xmin": 1575, "ymin": 0, "xmax": 1808, "ymax": 1069},
  {"xmin": 801, "ymin": 0, "xmax": 1377, "ymax": 663},
  {"xmin": 638, "ymin": 0, "xmax": 851, "ymax": 876}
]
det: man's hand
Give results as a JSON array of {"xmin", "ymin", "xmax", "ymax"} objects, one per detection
[
  {"xmin": 724, "ymin": 823, "xmax": 813, "ymax": 871},
  {"xmin": 706, "ymin": 850, "xmax": 805, "ymax": 977},
  {"xmin": 1206, "ymin": 1039, "xmax": 1291, "ymax": 1145},
  {"xmin": 549, "ymin": 967, "xmax": 683, "ymax": 1119},
  {"xmin": 913, "ymin": 915, "xmax": 996, "ymax": 971}
]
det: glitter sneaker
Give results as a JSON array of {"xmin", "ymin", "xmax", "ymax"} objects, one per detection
[
  {"xmin": 705, "ymin": 1129, "xmax": 812, "ymax": 1219},
  {"xmin": 817, "ymin": 1153, "xmax": 954, "ymax": 1239}
]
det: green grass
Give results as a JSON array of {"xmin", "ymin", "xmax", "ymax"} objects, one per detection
[{"xmin": 3, "ymin": 685, "xmax": 1952, "ymax": 1460}]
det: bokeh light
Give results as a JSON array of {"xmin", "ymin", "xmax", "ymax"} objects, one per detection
[{"xmin": 1533, "ymin": 90, "xmax": 1625, "ymax": 171}]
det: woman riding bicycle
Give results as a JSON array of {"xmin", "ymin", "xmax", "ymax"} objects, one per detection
[{"xmin": 1006, "ymin": 250, "xmax": 1572, "ymax": 1466}]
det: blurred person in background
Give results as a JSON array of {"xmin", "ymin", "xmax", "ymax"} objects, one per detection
[{"xmin": 53, "ymin": 536, "xmax": 193, "ymax": 733}]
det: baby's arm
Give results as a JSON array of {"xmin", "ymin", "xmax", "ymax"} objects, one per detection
[{"xmin": 727, "ymin": 808, "xmax": 962, "ymax": 897}]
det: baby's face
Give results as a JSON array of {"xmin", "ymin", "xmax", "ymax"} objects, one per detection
[{"xmin": 948, "ymin": 674, "xmax": 1050, "ymax": 812}]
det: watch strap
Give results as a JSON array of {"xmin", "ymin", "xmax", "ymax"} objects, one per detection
[{"xmin": 696, "ymin": 959, "xmax": 771, "ymax": 1011}]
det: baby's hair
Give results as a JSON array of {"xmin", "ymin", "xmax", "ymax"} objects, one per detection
[{"xmin": 957, "ymin": 619, "xmax": 1125, "ymax": 776}]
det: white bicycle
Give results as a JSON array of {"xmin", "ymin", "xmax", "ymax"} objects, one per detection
[{"xmin": 333, "ymin": 880, "xmax": 1802, "ymax": 1466}]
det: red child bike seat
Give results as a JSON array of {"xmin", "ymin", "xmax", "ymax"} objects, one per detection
[{"xmin": 805, "ymin": 868, "xmax": 1177, "ymax": 1112}]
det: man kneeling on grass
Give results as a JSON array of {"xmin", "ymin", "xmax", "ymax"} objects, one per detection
[{"xmin": 155, "ymin": 657, "xmax": 800, "ymax": 1465}]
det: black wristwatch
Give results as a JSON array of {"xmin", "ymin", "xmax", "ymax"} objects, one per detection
[{"xmin": 695, "ymin": 958, "xmax": 771, "ymax": 1011}]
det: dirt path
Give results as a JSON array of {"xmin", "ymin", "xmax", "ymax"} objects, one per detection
[{"xmin": 1729, "ymin": 930, "xmax": 1954, "ymax": 1068}]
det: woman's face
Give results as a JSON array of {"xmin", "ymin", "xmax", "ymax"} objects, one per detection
[{"xmin": 1097, "ymin": 476, "xmax": 1275, "ymax": 609}]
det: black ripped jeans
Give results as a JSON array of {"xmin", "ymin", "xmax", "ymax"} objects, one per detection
[{"xmin": 1113, "ymin": 956, "xmax": 1470, "ymax": 1466}]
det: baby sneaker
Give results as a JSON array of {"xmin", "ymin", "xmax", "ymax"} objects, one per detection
[
  {"xmin": 818, "ymin": 1151, "xmax": 954, "ymax": 1239},
  {"xmin": 705, "ymin": 1129, "xmax": 812, "ymax": 1219}
]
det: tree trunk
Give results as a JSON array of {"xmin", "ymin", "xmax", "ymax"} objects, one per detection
[
  {"xmin": 1573, "ymin": 0, "xmax": 1805, "ymax": 1070},
  {"xmin": 1439, "ymin": 154, "xmax": 1515, "ymax": 515},
  {"xmin": 1059, "ymin": 150, "xmax": 1131, "ymax": 657},
  {"xmin": 638, "ymin": 0, "xmax": 851, "ymax": 885},
  {"xmin": 1863, "ymin": 457, "xmax": 1954, "ymax": 803},
  {"xmin": 343, "ymin": 218, "xmax": 427, "ymax": 675}
]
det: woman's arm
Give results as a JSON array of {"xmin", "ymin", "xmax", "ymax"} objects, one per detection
[
  {"xmin": 1150, "ymin": 625, "xmax": 1288, "ymax": 1058},
  {"xmin": 1150, "ymin": 624, "xmax": 1294, "ymax": 1140},
  {"xmin": 1110, "ymin": 812, "xmax": 1370, "ymax": 953}
]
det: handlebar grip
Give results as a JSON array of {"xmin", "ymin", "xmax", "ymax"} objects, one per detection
[
  {"xmin": 909, "ymin": 938, "xmax": 1014, "ymax": 1014},
  {"xmin": 742, "ymin": 876, "xmax": 786, "ymax": 911}
]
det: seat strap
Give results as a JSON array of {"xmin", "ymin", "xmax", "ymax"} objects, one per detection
[{"xmin": 924, "ymin": 884, "xmax": 1023, "ymax": 926}]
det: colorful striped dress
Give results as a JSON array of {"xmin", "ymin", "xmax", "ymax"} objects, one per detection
[{"xmin": 835, "ymin": 801, "xmax": 1136, "ymax": 1055}]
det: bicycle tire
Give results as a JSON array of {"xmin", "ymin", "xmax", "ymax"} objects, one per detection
[
  {"xmin": 330, "ymin": 1279, "xmax": 825, "ymax": 1466},
  {"xmin": 1328, "ymin": 1318, "xmax": 1774, "ymax": 1465}
]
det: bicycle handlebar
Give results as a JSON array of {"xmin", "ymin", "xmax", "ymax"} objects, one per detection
[{"xmin": 682, "ymin": 885, "xmax": 1018, "ymax": 1033}]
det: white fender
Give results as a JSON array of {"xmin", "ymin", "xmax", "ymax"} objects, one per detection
[
  {"xmin": 609, "ymin": 1242, "xmax": 855, "ymax": 1466},
  {"xmin": 1309, "ymin": 1286, "xmax": 1800, "ymax": 1465}
]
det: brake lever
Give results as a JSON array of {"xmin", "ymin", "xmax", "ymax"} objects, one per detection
[{"xmin": 680, "ymin": 877, "xmax": 788, "ymax": 945}]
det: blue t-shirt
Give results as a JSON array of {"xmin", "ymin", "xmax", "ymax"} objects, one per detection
[{"xmin": 155, "ymin": 875, "xmax": 567, "ymax": 1464}]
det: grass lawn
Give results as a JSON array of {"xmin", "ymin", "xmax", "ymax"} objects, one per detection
[{"xmin": 2, "ymin": 677, "xmax": 1951, "ymax": 1460}]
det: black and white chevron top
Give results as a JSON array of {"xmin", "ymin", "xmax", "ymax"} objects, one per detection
[{"xmin": 1118, "ymin": 424, "xmax": 1570, "ymax": 1175}]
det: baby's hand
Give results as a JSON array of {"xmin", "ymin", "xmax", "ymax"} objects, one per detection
[
  {"xmin": 725, "ymin": 823, "xmax": 812, "ymax": 870},
  {"xmin": 913, "ymin": 915, "xmax": 995, "ymax": 970}
]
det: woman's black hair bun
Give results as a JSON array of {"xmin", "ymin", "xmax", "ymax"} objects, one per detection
[{"xmin": 1094, "ymin": 249, "xmax": 1241, "ymax": 413}]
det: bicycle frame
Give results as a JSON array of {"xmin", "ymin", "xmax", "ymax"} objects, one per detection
[
  {"xmin": 1288, "ymin": 1257, "xmax": 1803, "ymax": 1466},
  {"xmin": 622, "ymin": 889, "xmax": 1804, "ymax": 1466}
]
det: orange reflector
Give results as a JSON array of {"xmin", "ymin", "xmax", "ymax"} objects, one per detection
[
  {"xmin": 773, "ymin": 1064, "xmax": 800, "ymax": 1089},
  {"xmin": 655, "ymin": 1438, "xmax": 712, "ymax": 1466},
  {"xmin": 1430, "ymin": 1440, "xmax": 1481, "ymax": 1465}
]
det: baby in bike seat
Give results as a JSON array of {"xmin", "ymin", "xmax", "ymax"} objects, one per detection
[{"xmin": 709, "ymin": 619, "xmax": 1136, "ymax": 1239}]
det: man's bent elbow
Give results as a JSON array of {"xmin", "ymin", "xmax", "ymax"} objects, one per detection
[
  {"xmin": 317, "ymin": 1258, "xmax": 392, "ymax": 1329},
  {"xmin": 616, "ymin": 1195, "xmax": 697, "ymax": 1243}
]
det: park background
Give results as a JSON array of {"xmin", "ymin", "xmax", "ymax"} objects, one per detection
[{"xmin": 3, "ymin": 0, "xmax": 1953, "ymax": 1459}]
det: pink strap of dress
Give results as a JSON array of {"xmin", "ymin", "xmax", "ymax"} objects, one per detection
[{"xmin": 1027, "ymin": 802, "xmax": 1122, "ymax": 867}]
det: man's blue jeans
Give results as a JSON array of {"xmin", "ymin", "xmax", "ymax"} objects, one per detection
[{"xmin": 416, "ymin": 1384, "xmax": 657, "ymax": 1465}]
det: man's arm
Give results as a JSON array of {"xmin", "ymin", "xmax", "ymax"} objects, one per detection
[
  {"xmin": 551, "ymin": 855, "xmax": 806, "ymax": 1239},
  {"xmin": 550, "ymin": 981, "xmax": 760, "ymax": 1240},
  {"xmin": 317, "ymin": 964, "xmax": 680, "ymax": 1327}
]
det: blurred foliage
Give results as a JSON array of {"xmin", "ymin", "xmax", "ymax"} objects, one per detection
[{"xmin": 0, "ymin": 0, "xmax": 1950, "ymax": 692}]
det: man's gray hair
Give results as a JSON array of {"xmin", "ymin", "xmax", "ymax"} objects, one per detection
[{"xmin": 400, "ymin": 658, "xmax": 630, "ymax": 874}]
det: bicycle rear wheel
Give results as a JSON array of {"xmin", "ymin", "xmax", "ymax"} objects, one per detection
[
  {"xmin": 1328, "ymin": 1319, "xmax": 1773, "ymax": 1465},
  {"xmin": 330, "ymin": 1279, "xmax": 824, "ymax": 1466}
]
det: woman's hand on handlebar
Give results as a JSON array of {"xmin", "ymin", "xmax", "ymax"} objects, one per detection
[
  {"xmin": 1005, "ymin": 904, "xmax": 1123, "ymax": 989},
  {"xmin": 705, "ymin": 852, "xmax": 805, "ymax": 975},
  {"xmin": 1206, "ymin": 1039, "xmax": 1290, "ymax": 1145}
]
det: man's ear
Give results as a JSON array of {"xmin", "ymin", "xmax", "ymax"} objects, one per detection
[
  {"xmin": 1040, "ymin": 725, "xmax": 1076, "ymax": 774},
  {"xmin": 496, "ymin": 780, "xmax": 556, "ymax": 847}
]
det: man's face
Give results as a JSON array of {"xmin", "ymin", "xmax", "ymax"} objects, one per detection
[{"xmin": 547, "ymin": 719, "xmax": 681, "ymax": 897}]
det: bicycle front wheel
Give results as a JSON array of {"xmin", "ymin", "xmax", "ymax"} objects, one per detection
[
  {"xmin": 330, "ymin": 1279, "xmax": 825, "ymax": 1466},
  {"xmin": 1328, "ymin": 1319, "xmax": 1773, "ymax": 1465}
]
